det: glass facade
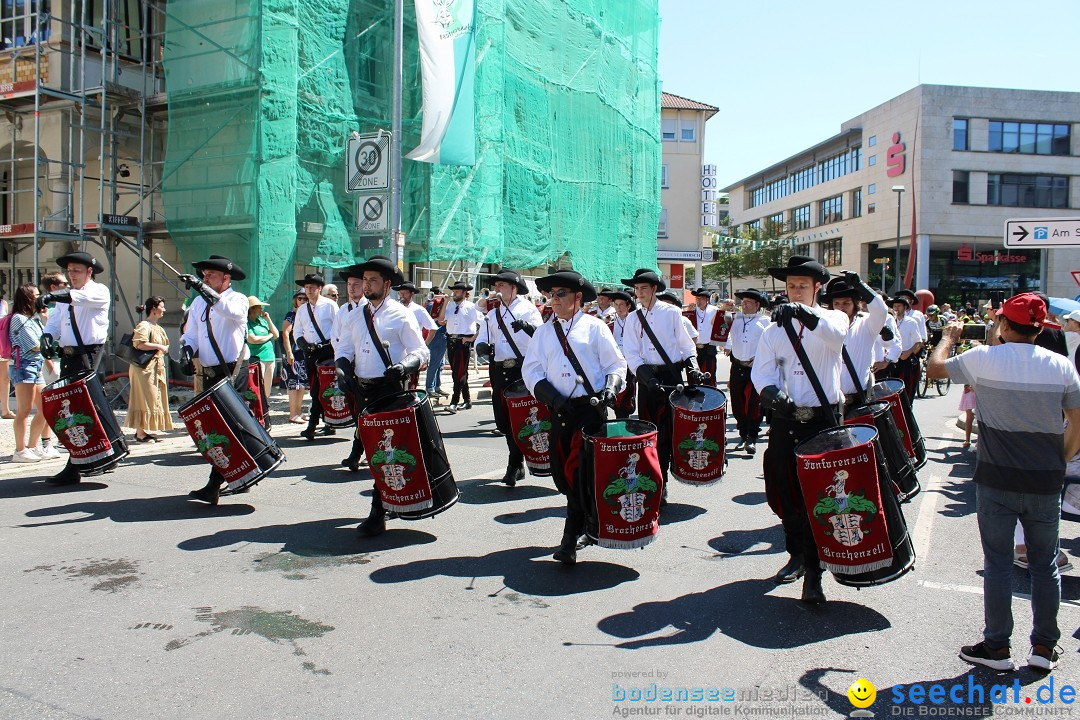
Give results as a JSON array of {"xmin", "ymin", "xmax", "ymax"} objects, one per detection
[
  {"xmin": 750, "ymin": 146, "xmax": 862, "ymax": 207},
  {"xmin": 988, "ymin": 121, "xmax": 1070, "ymax": 156},
  {"xmin": 987, "ymin": 173, "xmax": 1069, "ymax": 208}
]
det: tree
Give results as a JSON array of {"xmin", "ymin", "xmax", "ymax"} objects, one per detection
[{"xmin": 699, "ymin": 221, "xmax": 795, "ymax": 294}]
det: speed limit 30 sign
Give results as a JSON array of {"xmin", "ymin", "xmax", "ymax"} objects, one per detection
[{"xmin": 346, "ymin": 132, "xmax": 391, "ymax": 194}]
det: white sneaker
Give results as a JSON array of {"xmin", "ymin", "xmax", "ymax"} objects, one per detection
[
  {"xmin": 12, "ymin": 449, "xmax": 42, "ymax": 463},
  {"xmin": 35, "ymin": 444, "xmax": 62, "ymax": 460}
]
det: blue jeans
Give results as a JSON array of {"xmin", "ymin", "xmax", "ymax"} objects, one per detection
[
  {"xmin": 426, "ymin": 327, "xmax": 447, "ymax": 391},
  {"xmin": 976, "ymin": 484, "xmax": 1061, "ymax": 649}
]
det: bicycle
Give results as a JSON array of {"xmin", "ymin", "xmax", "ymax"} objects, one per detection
[{"xmin": 917, "ymin": 346, "xmax": 951, "ymax": 397}]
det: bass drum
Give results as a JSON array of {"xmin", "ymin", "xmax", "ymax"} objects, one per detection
[
  {"xmin": 796, "ymin": 425, "xmax": 915, "ymax": 587},
  {"xmin": 360, "ymin": 391, "xmax": 459, "ymax": 519},
  {"xmin": 869, "ymin": 378, "xmax": 927, "ymax": 470},
  {"xmin": 42, "ymin": 370, "xmax": 129, "ymax": 474},
  {"xmin": 178, "ymin": 379, "xmax": 285, "ymax": 495},
  {"xmin": 844, "ymin": 402, "xmax": 920, "ymax": 502}
]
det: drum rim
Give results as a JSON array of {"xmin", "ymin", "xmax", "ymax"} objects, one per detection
[
  {"xmin": 582, "ymin": 418, "xmax": 658, "ymax": 440},
  {"xmin": 796, "ymin": 423, "xmax": 878, "ymax": 454},
  {"xmin": 846, "ymin": 401, "xmax": 891, "ymax": 417},
  {"xmin": 43, "ymin": 368, "xmax": 99, "ymax": 391},
  {"xmin": 668, "ymin": 385, "xmax": 727, "ymax": 411},
  {"xmin": 359, "ymin": 389, "xmax": 427, "ymax": 416},
  {"xmin": 504, "ymin": 378, "xmax": 529, "ymax": 394},
  {"xmin": 177, "ymin": 378, "xmax": 237, "ymax": 414}
]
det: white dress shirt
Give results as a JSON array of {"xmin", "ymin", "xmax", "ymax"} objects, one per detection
[
  {"xmin": 691, "ymin": 304, "xmax": 719, "ymax": 346},
  {"xmin": 335, "ymin": 298, "xmax": 428, "ymax": 380},
  {"xmin": 877, "ymin": 314, "xmax": 903, "ymax": 362},
  {"xmin": 908, "ymin": 308, "xmax": 928, "ymax": 343},
  {"xmin": 331, "ymin": 298, "xmax": 367, "ymax": 351},
  {"xmin": 293, "ymin": 295, "xmax": 338, "ymax": 345},
  {"xmin": 621, "ymin": 300, "xmax": 697, "ymax": 373},
  {"xmin": 896, "ymin": 314, "xmax": 922, "ymax": 354},
  {"xmin": 751, "ymin": 305, "xmax": 849, "ymax": 407},
  {"xmin": 181, "ymin": 287, "xmax": 249, "ymax": 365},
  {"xmin": 402, "ymin": 301, "xmax": 438, "ymax": 334},
  {"xmin": 522, "ymin": 311, "xmax": 626, "ymax": 399},
  {"xmin": 611, "ymin": 314, "xmax": 631, "ymax": 354},
  {"xmin": 43, "ymin": 278, "xmax": 111, "ymax": 347},
  {"xmin": 476, "ymin": 295, "xmax": 543, "ymax": 361},
  {"xmin": 728, "ymin": 311, "xmax": 770, "ymax": 363},
  {"xmin": 444, "ymin": 299, "xmax": 481, "ymax": 336},
  {"xmin": 841, "ymin": 294, "xmax": 888, "ymax": 395}
]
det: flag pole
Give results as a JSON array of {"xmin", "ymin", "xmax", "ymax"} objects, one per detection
[{"xmin": 391, "ymin": 0, "xmax": 404, "ymax": 243}]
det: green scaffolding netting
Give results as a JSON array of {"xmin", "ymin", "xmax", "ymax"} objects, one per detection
[{"xmin": 162, "ymin": 0, "xmax": 660, "ymax": 311}]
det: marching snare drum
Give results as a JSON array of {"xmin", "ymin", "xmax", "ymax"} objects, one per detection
[
  {"xmin": 582, "ymin": 419, "xmax": 663, "ymax": 549},
  {"xmin": 668, "ymin": 385, "xmax": 727, "ymax": 487},
  {"xmin": 844, "ymin": 401, "xmax": 920, "ymax": 502},
  {"xmin": 42, "ymin": 370, "xmax": 129, "ymax": 473},
  {"xmin": 503, "ymin": 380, "xmax": 552, "ymax": 477},
  {"xmin": 869, "ymin": 378, "xmax": 927, "ymax": 470},
  {"xmin": 316, "ymin": 363, "xmax": 356, "ymax": 428}
]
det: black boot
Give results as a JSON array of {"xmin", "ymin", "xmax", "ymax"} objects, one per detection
[
  {"xmin": 800, "ymin": 571, "xmax": 826, "ymax": 605},
  {"xmin": 501, "ymin": 462, "xmax": 525, "ymax": 487},
  {"xmin": 660, "ymin": 476, "xmax": 669, "ymax": 507},
  {"xmin": 341, "ymin": 455, "xmax": 362, "ymax": 472},
  {"xmin": 774, "ymin": 555, "xmax": 805, "ymax": 584},
  {"xmin": 357, "ymin": 498, "xmax": 387, "ymax": 537},
  {"xmin": 188, "ymin": 474, "xmax": 221, "ymax": 505},
  {"xmin": 553, "ymin": 510, "xmax": 584, "ymax": 565},
  {"xmin": 46, "ymin": 463, "xmax": 82, "ymax": 486}
]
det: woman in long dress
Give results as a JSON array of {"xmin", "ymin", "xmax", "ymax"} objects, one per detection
[{"xmin": 126, "ymin": 296, "xmax": 174, "ymax": 441}]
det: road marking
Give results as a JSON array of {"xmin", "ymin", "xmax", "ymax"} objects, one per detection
[
  {"xmin": 910, "ymin": 429, "xmax": 953, "ymax": 564},
  {"xmin": 920, "ymin": 580, "xmax": 1080, "ymax": 609}
]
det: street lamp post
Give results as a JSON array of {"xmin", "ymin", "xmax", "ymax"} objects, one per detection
[{"xmin": 891, "ymin": 185, "xmax": 905, "ymax": 293}]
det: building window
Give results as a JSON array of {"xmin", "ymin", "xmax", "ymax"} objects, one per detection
[
  {"xmin": 868, "ymin": 135, "xmax": 877, "ymax": 147},
  {"xmin": 952, "ymin": 170, "xmax": 970, "ymax": 204},
  {"xmin": 867, "ymin": 203, "xmax": 876, "ymax": 214},
  {"xmin": 852, "ymin": 146, "xmax": 862, "ymax": 171},
  {"xmin": 658, "ymin": 208, "xmax": 668, "ymax": 236},
  {"xmin": 794, "ymin": 243, "xmax": 811, "ymax": 257},
  {"xmin": 680, "ymin": 120, "xmax": 696, "ymax": 142},
  {"xmin": 822, "ymin": 238, "xmax": 842, "ymax": 267},
  {"xmin": 819, "ymin": 195, "xmax": 842, "ymax": 224},
  {"xmin": 766, "ymin": 212, "xmax": 785, "ymax": 234},
  {"xmin": 953, "ymin": 118, "xmax": 969, "ymax": 151},
  {"xmin": 988, "ymin": 121, "xmax": 1070, "ymax": 156},
  {"xmin": 987, "ymin": 173, "xmax": 1069, "ymax": 208},
  {"xmin": 852, "ymin": 188, "xmax": 862, "ymax": 218},
  {"xmin": 791, "ymin": 204, "xmax": 810, "ymax": 231},
  {"xmin": 662, "ymin": 119, "xmax": 676, "ymax": 142},
  {"xmin": 746, "ymin": 219, "xmax": 760, "ymax": 231},
  {"xmin": 661, "ymin": 164, "xmax": 668, "ymax": 188},
  {"xmin": 868, "ymin": 155, "xmax": 877, "ymax": 166},
  {"xmin": 867, "ymin": 183, "xmax": 876, "ymax": 194},
  {"xmin": 749, "ymin": 146, "xmax": 862, "ymax": 207}
]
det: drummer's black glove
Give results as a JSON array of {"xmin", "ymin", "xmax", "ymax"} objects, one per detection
[
  {"xmin": 178, "ymin": 274, "xmax": 220, "ymax": 306},
  {"xmin": 841, "ymin": 271, "xmax": 876, "ymax": 304},
  {"xmin": 510, "ymin": 319, "xmax": 536, "ymax": 337},
  {"xmin": 879, "ymin": 325, "xmax": 894, "ymax": 341},
  {"xmin": 474, "ymin": 342, "xmax": 492, "ymax": 361},
  {"xmin": 39, "ymin": 333, "xmax": 57, "ymax": 359},
  {"xmin": 596, "ymin": 373, "xmax": 621, "ymax": 408},
  {"xmin": 771, "ymin": 302, "xmax": 820, "ymax": 330},
  {"xmin": 334, "ymin": 357, "xmax": 357, "ymax": 393},
  {"xmin": 533, "ymin": 379, "xmax": 571, "ymax": 416},
  {"xmin": 635, "ymin": 364, "xmax": 661, "ymax": 391},
  {"xmin": 179, "ymin": 344, "xmax": 196, "ymax": 376},
  {"xmin": 759, "ymin": 385, "xmax": 796, "ymax": 418},
  {"xmin": 684, "ymin": 356, "xmax": 708, "ymax": 386},
  {"xmin": 38, "ymin": 289, "xmax": 72, "ymax": 310}
]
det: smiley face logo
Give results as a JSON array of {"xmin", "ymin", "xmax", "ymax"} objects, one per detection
[{"xmin": 847, "ymin": 678, "xmax": 876, "ymax": 709}]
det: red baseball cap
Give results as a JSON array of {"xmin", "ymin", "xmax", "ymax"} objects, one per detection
[{"xmin": 996, "ymin": 292, "xmax": 1047, "ymax": 328}]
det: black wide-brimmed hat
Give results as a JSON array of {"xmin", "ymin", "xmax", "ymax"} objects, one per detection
[
  {"xmin": 57, "ymin": 251, "xmax": 105, "ymax": 275},
  {"xmin": 490, "ymin": 269, "xmax": 528, "ymax": 295},
  {"xmin": 448, "ymin": 281, "xmax": 474, "ymax": 292},
  {"xmin": 823, "ymin": 277, "xmax": 858, "ymax": 300},
  {"xmin": 536, "ymin": 270, "xmax": 597, "ymax": 302},
  {"xmin": 734, "ymin": 288, "xmax": 768, "ymax": 305},
  {"xmin": 621, "ymin": 267, "xmax": 666, "ymax": 291},
  {"xmin": 894, "ymin": 289, "xmax": 918, "ymax": 306},
  {"xmin": 192, "ymin": 254, "xmax": 246, "ymax": 281},
  {"xmin": 599, "ymin": 288, "xmax": 635, "ymax": 307},
  {"xmin": 657, "ymin": 290, "xmax": 683, "ymax": 306},
  {"xmin": 393, "ymin": 281, "xmax": 420, "ymax": 293},
  {"xmin": 347, "ymin": 255, "xmax": 405, "ymax": 286},
  {"xmin": 690, "ymin": 287, "xmax": 712, "ymax": 299},
  {"xmin": 296, "ymin": 273, "xmax": 325, "ymax": 287},
  {"xmin": 767, "ymin": 255, "xmax": 829, "ymax": 284},
  {"xmin": 890, "ymin": 294, "xmax": 912, "ymax": 308}
]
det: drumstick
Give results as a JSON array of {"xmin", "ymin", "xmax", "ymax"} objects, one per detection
[{"xmin": 153, "ymin": 252, "xmax": 183, "ymax": 278}]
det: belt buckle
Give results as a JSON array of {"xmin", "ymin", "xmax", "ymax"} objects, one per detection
[
  {"xmin": 794, "ymin": 407, "xmax": 814, "ymax": 422},
  {"xmin": 502, "ymin": 359, "xmax": 517, "ymax": 368}
]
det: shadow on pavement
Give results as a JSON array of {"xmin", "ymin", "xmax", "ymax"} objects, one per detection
[
  {"xmin": 658, "ymin": 502, "xmax": 707, "ymax": 526},
  {"xmin": 0, "ymin": 477, "xmax": 108, "ymax": 499},
  {"xmin": 707, "ymin": 526, "xmax": 785, "ymax": 557},
  {"xmin": 731, "ymin": 491, "xmax": 767, "ymax": 506},
  {"xmin": 596, "ymin": 578, "xmax": 890, "ymax": 649},
  {"xmin": 493, "ymin": 505, "xmax": 564, "ymax": 525},
  {"xmin": 938, "ymin": 475, "xmax": 977, "ymax": 518},
  {"xmin": 144, "ymin": 453, "xmax": 206, "ymax": 468},
  {"xmin": 369, "ymin": 545, "xmax": 639, "ymax": 596},
  {"xmin": 457, "ymin": 478, "xmax": 560, "ymax": 505},
  {"xmin": 178, "ymin": 517, "xmax": 437, "ymax": 554},
  {"xmin": 20, "ymin": 495, "xmax": 255, "ymax": 526}
]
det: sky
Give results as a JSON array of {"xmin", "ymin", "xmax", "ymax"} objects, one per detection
[{"xmin": 657, "ymin": 0, "xmax": 1080, "ymax": 189}]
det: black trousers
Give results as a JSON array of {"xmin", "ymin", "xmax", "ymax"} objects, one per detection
[
  {"xmin": 695, "ymin": 344, "xmax": 718, "ymax": 387},
  {"xmin": 447, "ymin": 337, "xmax": 472, "ymax": 404},
  {"xmin": 762, "ymin": 414, "xmax": 834, "ymax": 575},
  {"xmin": 57, "ymin": 347, "xmax": 106, "ymax": 478},
  {"xmin": 304, "ymin": 356, "xmax": 325, "ymax": 431},
  {"xmin": 488, "ymin": 360, "xmax": 524, "ymax": 466},
  {"xmin": 636, "ymin": 364, "xmax": 681, "ymax": 481},
  {"xmin": 729, "ymin": 362, "xmax": 763, "ymax": 440}
]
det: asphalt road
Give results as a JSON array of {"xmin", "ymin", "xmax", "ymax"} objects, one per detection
[{"xmin": 1, "ymin": 363, "xmax": 1077, "ymax": 719}]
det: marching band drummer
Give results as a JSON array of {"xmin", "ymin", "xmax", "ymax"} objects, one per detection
[
  {"xmin": 333, "ymin": 267, "xmax": 367, "ymax": 471},
  {"xmin": 38, "ymin": 251, "xmax": 112, "ymax": 486},
  {"xmin": 294, "ymin": 273, "xmax": 339, "ymax": 441},
  {"xmin": 751, "ymin": 255, "xmax": 848, "ymax": 605},
  {"xmin": 522, "ymin": 270, "xmax": 625, "ymax": 565},
  {"xmin": 727, "ymin": 289, "xmax": 770, "ymax": 455},
  {"xmin": 622, "ymin": 269, "xmax": 705, "ymax": 503},
  {"xmin": 689, "ymin": 288, "xmax": 720, "ymax": 387},
  {"xmin": 474, "ymin": 269, "xmax": 543, "ymax": 488},
  {"xmin": 393, "ymin": 281, "xmax": 438, "ymax": 391},
  {"xmin": 334, "ymin": 255, "xmax": 429, "ymax": 537},
  {"xmin": 891, "ymin": 293, "xmax": 924, "ymax": 403},
  {"xmin": 599, "ymin": 288, "xmax": 636, "ymax": 419},
  {"xmin": 822, "ymin": 272, "xmax": 887, "ymax": 404},
  {"xmin": 441, "ymin": 281, "xmax": 482, "ymax": 413},
  {"xmin": 178, "ymin": 254, "xmax": 251, "ymax": 505}
]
